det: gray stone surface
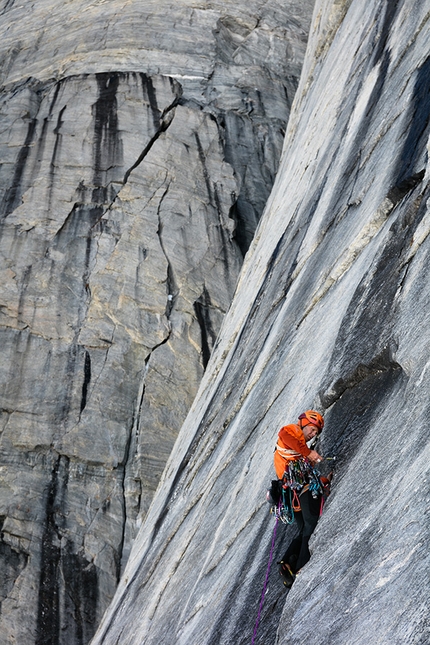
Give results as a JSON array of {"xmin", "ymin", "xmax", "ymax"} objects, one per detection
[
  {"xmin": 0, "ymin": 0, "xmax": 312, "ymax": 253},
  {"xmin": 91, "ymin": 1, "xmax": 430, "ymax": 644},
  {"xmin": 0, "ymin": 1, "xmax": 313, "ymax": 643}
]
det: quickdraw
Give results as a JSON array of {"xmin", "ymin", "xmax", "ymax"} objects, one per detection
[
  {"xmin": 282, "ymin": 456, "xmax": 323, "ymax": 498},
  {"xmin": 270, "ymin": 486, "xmax": 295, "ymax": 524}
]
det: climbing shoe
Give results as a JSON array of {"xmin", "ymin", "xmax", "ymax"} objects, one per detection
[{"xmin": 278, "ymin": 561, "xmax": 295, "ymax": 588}]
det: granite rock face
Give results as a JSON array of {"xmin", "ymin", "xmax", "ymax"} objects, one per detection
[
  {"xmin": 0, "ymin": 0, "xmax": 312, "ymax": 253},
  {"xmin": 0, "ymin": 1, "xmax": 313, "ymax": 643},
  {"xmin": 91, "ymin": 1, "xmax": 430, "ymax": 644}
]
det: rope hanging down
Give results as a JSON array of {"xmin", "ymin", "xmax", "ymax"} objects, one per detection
[{"xmin": 251, "ymin": 516, "xmax": 279, "ymax": 645}]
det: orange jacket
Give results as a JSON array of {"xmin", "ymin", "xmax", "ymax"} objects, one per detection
[{"xmin": 274, "ymin": 423, "xmax": 311, "ymax": 479}]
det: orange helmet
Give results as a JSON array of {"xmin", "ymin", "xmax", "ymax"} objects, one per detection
[{"xmin": 298, "ymin": 410, "xmax": 324, "ymax": 431}]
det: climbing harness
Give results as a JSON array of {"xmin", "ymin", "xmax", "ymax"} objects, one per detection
[
  {"xmin": 268, "ymin": 456, "xmax": 324, "ymax": 524},
  {"xmin": 251, "ymin": 509, "xmax": 279, "ymax": 645}
]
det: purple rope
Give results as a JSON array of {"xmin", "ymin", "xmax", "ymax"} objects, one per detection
[{"xmin": 251, "ymin": 516, "xmax": 279, "ymax": 645}]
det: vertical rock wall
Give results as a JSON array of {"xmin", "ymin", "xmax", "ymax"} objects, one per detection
[
  {"xmin": 91, "ymin": 1, "xmax": 430, "ymax": 644},
  {"xmin": 0, "ymin": 1, "xmax": 314, "ymax": 643}
]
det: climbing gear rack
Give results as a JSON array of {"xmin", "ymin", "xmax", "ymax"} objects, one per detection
[{"xmin": 282, "ymin": 457, "xmax": 323, "ymax": 498}]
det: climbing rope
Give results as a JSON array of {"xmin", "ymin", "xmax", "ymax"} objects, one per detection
[
  {"xmin": 319, "ymin": 494, "xmax": 325, "ymax": 517},
  {"xmin": 251, "ymin": 514, "xmax": 279, "ymax": 645}
]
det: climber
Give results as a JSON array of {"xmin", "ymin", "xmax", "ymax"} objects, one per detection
[{"xmin": 274, "ymin": 410, "xmax": 330, "ymax": 588}]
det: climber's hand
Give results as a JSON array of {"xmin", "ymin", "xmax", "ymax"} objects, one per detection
[{"xmin": 307, "ymin": 450, "xmax": 323, "ymax": 465}]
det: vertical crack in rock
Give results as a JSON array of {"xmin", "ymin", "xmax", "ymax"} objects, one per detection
[
  {"xmin": 392, "ymin": 56, "xmax": 430, "ymax": 185},
  {"xmin": 44, "ymin": 206, "xmax": 101, "ymax": 433},
  {"xmin": 227, "ymin": 198, "xmax": 249, "ymax": 258},
  {"xmin": 194, "ymin": 129, "xmax": 236, "ymax": 272},
  {"xmin": 118, "ymin": 179, "xmax": 177, "ymax": 570},
  {"xmin": 122, "ymin": 95, "xmax": 180, "ymax": 186},
  {"xmin": 119, "ymin": 329, "xmax": 173, "ymax": 571},
  {"xmin": 17, "ymin": 264, "xmax": 33, "ymax": 327},
  {"xmin": 117, "ymin": 365, "xmax": 147, "ymax": 576},
  {"xmin": 56, "ymin": 343, "xmax": 79, "ymax": 425},
  {"xmin": 140, "ymin": 73, "xmax": 161, "ymax": 132},
  {"xmin": 85, "ymin": 326, "xmax": 116, "ymax": 401},
  {"xmin": 33, "ymin": 81, "xmax": 62, "ymax": 189},
  {"xmin": 80, "ymin": 350, "xmax": 92, "ymax": 414},
  {"xmin": 1, "ymin": 111, "xmax": 39, "ymax": 218},
  {"xmin": 36, "ymin": 455, "xmax": 65, "ymax": 645},
  {"xmin": 193, "ymin": 286, "xmax": 218, "ymax": 369},
  {"xmin": 47, "ymin": 105, "xmax": 67, "ymax": 212},
  {"xmin": 86, "ymin": 76, "xmax": 181, "ymax": 234},
  {"xmin": 36, "ymin": 455, "xmax": 98, "ymax": 645},
  {"xmin": 156, "ymin": 181, "xmax": 177, "ymax": 317},
  {"xmin": 195, "ymin": 131, "xmax": 213, "ymax": 200},
  {"xmin": 92, "ymin": 73, "xmax": 121, "ymax": 204}
]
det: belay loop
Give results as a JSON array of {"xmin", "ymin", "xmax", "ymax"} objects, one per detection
[{"xmin": 291, "ymin": 489, "xmax": 301, "ymax": 512}]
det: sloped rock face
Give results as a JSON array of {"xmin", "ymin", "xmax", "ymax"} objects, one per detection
[
  {"xmin": 91, "ymin": 1, "xmax": 430, "ymax": 644},
  {"xmin": 0, "ymin": 1, "xmax": 313, "ymax": 643}
]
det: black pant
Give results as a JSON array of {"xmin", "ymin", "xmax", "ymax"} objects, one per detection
[{"xmin": 281, "ymin": 489, "xmax": 321, "ymax": 572}]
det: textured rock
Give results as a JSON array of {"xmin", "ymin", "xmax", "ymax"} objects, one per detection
[
  {"xmin": 0, "ymin": 1, "xmax": 313, "ymax": 643},
  {"xmin": 91, "ymin": 1, "xmax": 430, "ymax": 644},
  {"xmin": 0, "ymin": 0, "xmax": 312, "ymax": 253}
]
